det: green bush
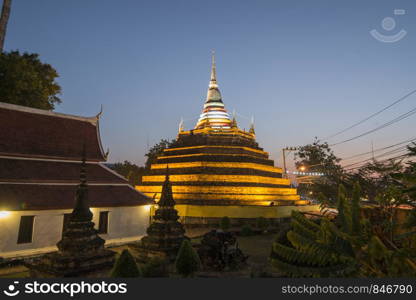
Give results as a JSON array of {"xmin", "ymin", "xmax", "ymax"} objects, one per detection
[
  {"xmin": 240, "ymin": 224, "xmax": 253, "ymax": 236},
  {"xmin": 175, "ymin": 239, "xmax": 201, "ymax": 277},
  {"xmin": 256, "ymin": 217, "xmax": 269, "ymax": 231},
  {"xmin": 219, "ymin": 216, "xmax": 231, "ymax": 231},
  {"xmin": 142, "ymin": 257, "xmax": 169, "ymax": 277},
  {"xmin": 111, "ymin": 249, "xmax": 141, "ymax": 278}
]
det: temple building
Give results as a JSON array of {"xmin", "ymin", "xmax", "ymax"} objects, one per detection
[
  {"xmin": 0, "ymin": 102, "xmax": 152, "ymax": 259},
  {"xmin": 136, "ymin": 54, "xmax": 319, "ymax": 224}
]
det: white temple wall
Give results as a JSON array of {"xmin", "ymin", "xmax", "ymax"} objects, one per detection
[{"xmin": 0, "ymin": 206, "xmax": 151, "ymax": 259}]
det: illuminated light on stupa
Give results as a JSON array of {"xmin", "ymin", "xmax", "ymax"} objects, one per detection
[
  {"xmin": 136, "ymin": 53, "xmax": 319, "ymax": 223},
  {"xmin": 195, "ymin": 51, "xmax": 233, "ymax": 130}
]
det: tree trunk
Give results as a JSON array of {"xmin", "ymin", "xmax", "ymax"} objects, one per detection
[{"xmin": 0, "ymin": 0, "xmax": 12, "ymax": 52}]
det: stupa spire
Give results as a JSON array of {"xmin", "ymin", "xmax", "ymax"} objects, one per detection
[
  {"xmin": 209, "ymin": 50, "xmax": 217, "ymax": 88},
  {"xmin": 71, "ymin": 144, "xmax": 93, "ymax": 221},
  {"xmin": 178, "ymin": 117, "xmax": 184, "ymax": 133},
  {"xmin": 231, "ymin": 109, "xmax": 238, "ymax": 128},
  {"xmin": 158, "ymin": 166, "xmax": 175, "ymax": 207},
  {"xmin": 249, "ymin": 116, "xmax": 255, "ymax": 134},
  {"xmin": 195, "ymin": 52, "xmax": 232, "ymax": 130}
]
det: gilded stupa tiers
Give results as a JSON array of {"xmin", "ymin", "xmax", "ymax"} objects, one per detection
[{"xmin": 136, "ymin": 53, "xmax": 306, "ymax": 212}]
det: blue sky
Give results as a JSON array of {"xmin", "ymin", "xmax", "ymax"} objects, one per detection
[{"xmin": 5, "ymin": 0, "xmax": 416, "ymax": 169}]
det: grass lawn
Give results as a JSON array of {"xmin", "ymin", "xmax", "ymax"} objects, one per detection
[
  {"xmin": 0, "ymin": 233, "xmax": 278, "ymax": 278},
  {"xmin": 190, "ymin": 232, "xmax": 278, "ymax": 277},
  {"xmin": 190, "ymin": 232, "xmax": 276, "ymax": 266},
  {"xmin": 0, "ymin": 265, "xmax": 30, "ymax": 278},
  {"xmin": 237, "ymin": 233, "xmax": 281, "ymax": 277},
  {"xmin": 237, "ymin": 234, "xmax": 275, "ymax": 265}
]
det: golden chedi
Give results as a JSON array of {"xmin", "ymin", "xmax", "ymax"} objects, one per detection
[{"xmin": 136, "ymin": 53, "xmax": 319, "ymax": 224}]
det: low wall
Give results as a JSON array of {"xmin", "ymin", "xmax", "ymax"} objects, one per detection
[{"xmin": 150, "ymin": 204, "xmax": 320, "ymax": 226}]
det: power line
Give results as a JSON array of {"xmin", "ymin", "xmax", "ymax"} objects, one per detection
[
  {"xmin": 341, "ymin": 137, "xmax": 416, "ymax": 161},
  {"xmin": 344, "ymin": 153, "xmax": 410, "ymax": 171},
  {"xmin": 341, "ymin": 146, "xmax": 409, "ymax": 169},
  {"xmin": 293, "ymin": 138, "xmax": 416, "ymax": 170},
  {"xmin": 330, "ymin": 105, "xmax": 416, "ymax": 147},
  {"xmin": 321, "ymin": 88, "xmax": 416, "ymax": 140},
  {"xmin": 342, "ymin": 144, "xmax": 412, "ymax": 170}
]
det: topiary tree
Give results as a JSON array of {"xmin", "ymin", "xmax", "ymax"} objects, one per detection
[
  {"xmin": 111, "ymin": 249, "xmax": 141, "ymax": 278},
  {"xmin": 219, "ymin": 216, "xmax": 231, "ymax": 232},
  {"xmin": 240, "ymin": 224, "xmax": 253, "ymax": 236},
  {"xmin": 256, "ymin": 217, "xmax": 269, "ymax": 232},
  {"xmin": 175, "ymin": 239, "xmax": 201, "ymax": 277},
  {"xmin": 142, "ymin": 257, "xmax": 169, "ymax": 277}
]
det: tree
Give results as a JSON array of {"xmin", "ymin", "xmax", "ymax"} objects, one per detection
[
  {"xmin": 391, "ymin": 143, "xmax": 416, "ymax": 201},
  {"xmin": 111, "ymin": 249, "xmax": 141, "ymax": 278},
  {"xmin": 351, "ymin": 182, "xmax": 361, "ymax": 235},
  {"xmin": 108, "ymin": 160, "xmax": 145, "ymax": 185},
  {"xmin": 336, "ymin": 184, "xmax": 350, "ymax": 233},
  {"xmin": 294, "ymin": 138, "xmax": 344, "ymax": 204},
  {"xmin": 0, "ymin": 0, "xmax": 12, "ymax": 51},
  {"xmin": 349, "ymin": 159, "xmax": 403, "ymax": 202},
  {"xmin": 175, "ymin": 239, "xmax": 201, "ymax": 277},
  {"xmin": 145, "ymin": 139, "xmax": 176, "ymax": 169},
  {"xmin": 389, "ymin": 143, "xmax": 416, "ymax": 229},
  {"xmin": 219, "ymin": 216, "xmax": 231, "ymax": 231},
  {"xmin": 0, "ymin": 51, "xmax": 61, "ymax": 109},
  {"xmin": 270, "ymin": 184, "xmax": 416, "ymax": 277}
]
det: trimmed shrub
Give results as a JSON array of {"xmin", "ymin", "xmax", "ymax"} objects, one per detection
[
  {"xmin": 142, "ymin": 257, "xmax": 169, "ymax": 277},
  {"xmin": 175, "ymin": 239, "xmax": 201, "ymax": 277},
  {"xmin": 219, "ymin": 216, "xmax": 231, "ymax": 231},
  {"xmin": 256, "ymin": 217, "xmax": 269, "ymax": 232},
  {"xmin": 111, "ymin": 249, "xmax": 141, "ymax": 278},
  {"xmin": 240, "ymin": 224, "xmax": 254, "ymax": 236}
]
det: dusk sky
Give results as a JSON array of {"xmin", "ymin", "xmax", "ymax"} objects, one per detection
[{"xmin": 5, "ymin": 0, "xmax": 416, "ymax": 170}]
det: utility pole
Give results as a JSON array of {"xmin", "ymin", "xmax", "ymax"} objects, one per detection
[
  {"xmin": 0, "ymin": 0, "xmax": 12, "ymax": 52},
  {"xmin": 371, "ymin": 141, "xmax": 375, "ymax": 161}
]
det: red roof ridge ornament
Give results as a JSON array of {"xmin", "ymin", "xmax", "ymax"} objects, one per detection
[{"xmin": 95, "ymin": 104, "xmax": 103, "ymax": 120}]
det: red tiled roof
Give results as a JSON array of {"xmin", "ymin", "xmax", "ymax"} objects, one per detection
[
  {"xmin": 0, "ymin": 102, "xmax": 106, "ymax": 161},
  {"xmin": 0, "ymin": 184, "xmax": 152, "ymax": 210},
  {"xmin": 0, "ymin": 158, "xmax": 126, "ymax": 184},
  {"xmin": 0, "ymin": 103, "xmax": 152, "ymax": 210}
]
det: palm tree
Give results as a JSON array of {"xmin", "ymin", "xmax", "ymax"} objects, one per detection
[{"xmin": 0, "ymin": 0, "xmax": 12, "ymax": 51}]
